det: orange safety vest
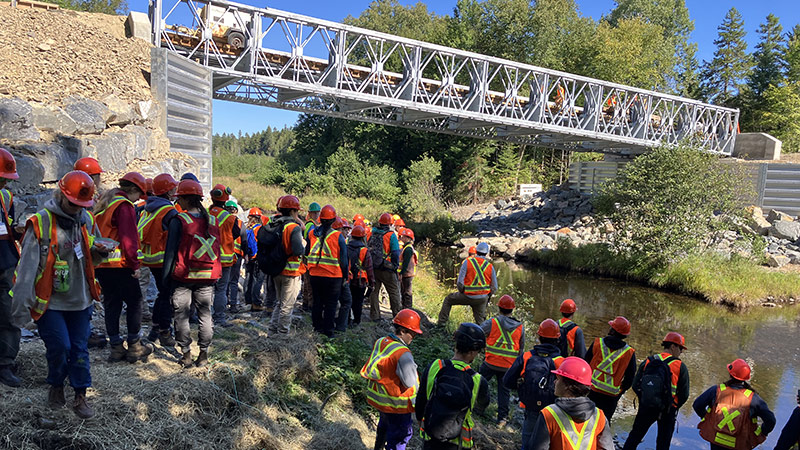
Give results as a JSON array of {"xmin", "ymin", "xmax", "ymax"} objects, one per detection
[
  {"xmin": 541, "ymin": 404, "xmax": 606, "ymax": 450},
  {"xmin": 559, "ymin": 318, "xmax": 580, "ymax": 356},
  {"xmin": 698, "ymin": 384, "xmax": 766, "ymax": 450},
  {"xmin": 307, "ymin": 228, "xmax": 343, "ymax": 278},
  {"xmin": 233, "ymin": 217, "xmax": 243, "ymax": 256},
  {"xmin": 0, "ymin": 188, "xmax": 20, "ymax": 254},
  {"xmin": 95, "ymin": 193, "xmax": 142, "ymax": 269},
  {"xmin": 137, "ymin": 203, "xmax": 176, "ymax": 268},
  {"xmin": 360, "ymin": 336, "xmax": 417, "ymax": 414},
  {"xmin": 485, "ymin": 317, "xmax": 523, "ymax": 369},
  {"xmin": 589, "ymin": 337, "xmax": 634, "ymax": 397},
  {"xmin": 209, "ymin": 206, "xmax": 236, "ymax": 267},
  {"xmin": 462, "ymin": 256, "xmax": 493, "ymax": 296},
  {"xmin": 519, "ymin": 351, "xmax": 565, "ymax": 409},
  {"xmin": 280, "ymin": 222, "xmax": 306, "ymax": 277},
  {"xmin": 17, "ymin": 209, "xmax": 101, "ymax": 320},
  {"xmin": 642, "ymin": 353, "xmax": 682, "ymax": 407}
]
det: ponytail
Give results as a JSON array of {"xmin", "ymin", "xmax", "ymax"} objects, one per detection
[{"xmin": 185, "ymin": 195, "xmax": 210, "ymax": 237}]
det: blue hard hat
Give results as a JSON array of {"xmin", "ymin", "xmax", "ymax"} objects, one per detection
[
  {"xmin": 180, "ymin": 172, "xmax": 199, "ymax": 182},
  {"xmin": 476, "ymin": 242, "xmax": 490, "ymax": 255}
]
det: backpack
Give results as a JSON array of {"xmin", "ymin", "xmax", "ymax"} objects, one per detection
[
  {"xmin": 636, "ymin": 356, "xmax": 677, "ymax": 412},
  {"xmin": 368, "ymin": 230, "xmax": 394, "ymax": 271},
  {"xmin": 520, "ymin": 353, "xmax": 557, "ymax": 413},
  {"xmin": 256, "ymin": 220, "xmax": 288, "ymax": 277},
  {"xmin": 558, "ymin": 322, "xmax": 577, "ymax": 357},
  {"xmin": 423, "ymin": 360, "xmax": 474, "ymax": 442}
]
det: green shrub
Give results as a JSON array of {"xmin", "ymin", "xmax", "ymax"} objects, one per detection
[
  {"xmin": 325, "ymin": 147, "xmax": 401, "ymax": 206},
  {"xmin": 402, "ymin": 154, "xmax": 446, "ymax": 221},
  {"xmin": 282, "ymin": 166, "xmax": 338, "ymax": 196},
  {"xmin": 409, "ymin": 215, "xmax": 475, "ymax": 244}
]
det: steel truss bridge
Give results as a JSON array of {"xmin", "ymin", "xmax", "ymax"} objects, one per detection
[{"xmin": 150, "ymin": 0, "xmax": 739, "ymax": 154}]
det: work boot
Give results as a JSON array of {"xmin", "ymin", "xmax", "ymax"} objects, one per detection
[
  {"xmin": 125, "ymin": 339, "xmax": 154, "ymax": 363},
  {"xmin": 194, "ymin": 350, "xmax": 208, "ymax": 368},
  {"xmin": 48, "ymin": 385, "xmax": 66, "ymax": 409},
  {"xmin": 0, "ymin": 365, "xmax": 21, "ymax": 387},
  {"xmin": 158, "ymin": 330, "xmax": 176, "ymax": 347},
  {"xmin": 87, "ymin": 332, "xmax": 107, "ymax": 349},
  {"xmin": 228, "ymin": 304, "xmax": 241, "ymax": 314},
  {"xmin": 108, "ymin": 343, "xmax": 127, "ymax": 362},
  {"xmin": 178, "ymin": 351, "xmax": 193, "ymax": 369},
  {"xmin": 250, "ymin": 304, "xmax": 264, "ymax": 312},
  {"xmin": 72, "ymin": 390, "xmax": 95, "ymax": 419}
]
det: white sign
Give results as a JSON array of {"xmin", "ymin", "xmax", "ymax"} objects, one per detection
[{"xmin": 519, "ymin": 184, "xmax": 543, "ymax": 197}]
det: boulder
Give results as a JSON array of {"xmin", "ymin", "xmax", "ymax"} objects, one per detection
[
  {"xmin": 767, "ymin": 254, "xmax": 790, "ymax": 268},
  {"xmin": 102, "ymin": 94, "xmax": 135, "ymax": 127},
  {"xmin": 769, "ymin": 221, "xmax": 800, "ymax": 242},
  {"xmin": 767, "ymin": 209, "xmax": 793, "ymax": 223},
  {"xmin": 6, "ymin": 150, "xmax": 44, "ymax": 194},
  {"xmin": 64, "ymin": 97, "xmax": 111, "ymax": 135},
  {"xmin": 0, "ymin": 98, "xmax": 40, "ymax": 141},
  {"xmin": 459, "ymin": 237, "xmax": 479, "ymax": 249},
  {"xmin": 17, "ymin": 142, "xmax": 78, "ymax": 182},
  {"xmin": 31, "ymin": 104, "xmax": 78, "ymax": 135},
  {"xmin": 86, "ymin": 127, "xmax": 150, "ymax": 172}
]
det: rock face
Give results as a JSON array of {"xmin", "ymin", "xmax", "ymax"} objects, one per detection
[{"xmin": 0, "ymin": 98, "xmax": 40, "ymax": 141}]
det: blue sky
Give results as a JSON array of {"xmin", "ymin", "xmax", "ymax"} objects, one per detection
[{"xmin": 131, "ymin": 0, "xmax": 800, "ymax": 134}]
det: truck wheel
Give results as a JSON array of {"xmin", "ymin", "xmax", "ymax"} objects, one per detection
[{"xmin": 227, "ymin": 31, "xmax": 246, "ymax": 49}]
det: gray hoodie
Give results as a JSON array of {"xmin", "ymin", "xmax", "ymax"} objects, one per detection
[
  {"xmin": 11, "ymin": 197, "xmax": 102, "ymax": 328},
  {"xmin": 527, "ymin": 397, "xmax": 614, "ymax": 450}
]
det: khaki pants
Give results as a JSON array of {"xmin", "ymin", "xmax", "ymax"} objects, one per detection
[
  {"xmin": 270, "ymin": 275, "xmax": 301, "ymax": 333},
  {"xmin": 369, "ymin": 269, "xmax": 402, "ymax": 321},
  {"xmin": 437, "ymin": 292, "xmax": 488, "ymax": 325}
]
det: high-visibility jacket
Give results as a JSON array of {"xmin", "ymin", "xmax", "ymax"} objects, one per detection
[
  {"xmin": 420, "ymin": 359, "xmax": 482, "ymax": 448},
  {"xmin": 95, "ymin": 194, "xmax": 142, "ymax": 269},
  {"xmin": 589, "ymin": 337, "xmax": 634, "ymax": 396},
  {"xmin": 485, "ymin": 317, "xmax": 523, "ymax": 369},
  {"xmin": 137, "ymin": 203, "xmax": 176, "ymax": 267},
  {"xmin": 541, "ymin": 403, "xmax": 606, "ymax": 450},
  {"xmin": 360, "ymin": 336, "xmax": 417, "ymax": 414},
  {"xmin": 209, "ymin": 206, "xmax": 236, "ymax": 267},
  {"xmin": 519, "ymin": 351, "xmax": 565, "ymax": 409},
  {"xmin": 0, "ymin": 188, "xmax": 20, "ymax": 255},
  {"xmin": 233, "ymin": 217, "xmax": 243, "ymax": 256},
  {"xmin": 172, "ymin": 213, "xmax": 222, "ymax": 284},
  {"xmin": 559, "ymin": 318, "xmax": 580, "ymax": 356},
  {"xmin": 303, "ymin": 220, "xmax": 316, "ymax": 241},
  {"xmin": 698, "ymin": 384, "xmax": 766, "ymax": 450},
  {"xmin": 642, "ymin": 353, "xmax": 682, "ymax": 408},
  {"xmin": 280, "ymin": 222, "xmax": 306, "ymax": 277},
  {"xmin": 248, "ymin": 223, "xmax": 262, "ymax": 258},
  {"xmin": 307, "ymin": 228, "xmax": 343, "ymax": 278},
  {"xmin": 354, "ymin": 247, "xmax": 369, "ymax": 283},
  {"xmin": 376, "ymin": 230, "xmax": 395, "ymax": 268},
  {"xmin": 463, "ymin": 256, "xmax": 493, "ymax": 296},
  {"xmin": 399, "ymin": 243, "xmax": 418, "ymax": 277},
  {"xmin": 18, "ymin": 209, "xmax": 101, "ymax": 320}
]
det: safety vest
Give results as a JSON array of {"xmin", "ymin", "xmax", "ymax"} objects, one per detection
[
  {"xmin": 137, "ymin": 204, "xmax": 176, "ymax": 267},
  {"xmin": 15, "ymin": 209, "xmax": 101, "ymax": 320},
  {"xmin": 519, "ymin": 351, "xmax": 565, "ymax": 409},
  {"xmin": 280, "ymin": 222, "xmax": 306, "ymax": 277},
  {"xmin": 209, "ymin": 206, "xmax": 236, "ymax": 267},
  {"xmin": 420, "ymin": 359, "xmax": 482, "ymax": 448},
  {"xmin": 233, "ymin": 217, "xmax": 243, "ymax": 256},
  {"xmin": 172, "ymin": 213, "xmax": 222, "ymax": 284},
  {"xmin": 360, "ymin": 336, "xmax": 417, "ymax": 414},
  {"xmin": 303, "ymin": 220, "xmax": 316, "ymax": 241},
  {"xmin": 643, "ymin": 353, "xmax": 682, "ymax": 407},
  {"xmin": 399, "ymin": 243, "xmax": 418, "ymax": 277},
  {"xmin": 541, "ymin": 404, "xmax": 606, "ymax": 450},
  {"xmin": 589, "ymin": 337, "xmax": 634, "ymax": 396},
  {"xmin": 307, "ymin": 228, "xmax": 343, "ymax": 278},
  {"xmin": 485, "ymin": 317, "xmax": 523, "ymax": 369},
  {"xmin": 95, "ymin": 193, "xmax": 143, "ymax": 269},
  {"xmin": 698, "ymin": 384, "xmax": 766, "ymax": 450},
  {"xmin": 463, "ymin": 256, "xmax": 492, "ymax": 296},
  {"xmin": 353, "ymin": 246, "xmax": 369, "ymax": 283},
  {"xmin": 559, "ymin": 318, "xmax": 580, "ymax": 356},
  {"xmin": 377, "ymin": 230, "xmax": 394, "ymax": 266},
  {"xmin": 0, "ymin": 188, "xmax": 19, "ymax": 255}
]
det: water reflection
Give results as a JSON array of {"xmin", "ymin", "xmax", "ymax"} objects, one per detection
[{"xmin": 425, "ymin": 247, "xmax": 800, "ymax": 449}]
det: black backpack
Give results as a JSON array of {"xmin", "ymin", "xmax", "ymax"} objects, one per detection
[
  {"xmin": 558, "ymin": 322, "xmax": 577, "ymax": 357},
  {"xmin": 256, "ymin": 220, "xmax": 288, "ymax": 277},
  {"xmin": 368, "ymin": 230, "xmax": 394, "ymax": 271},
  {"xmin": 519, "ymin": 352, "xmax": 557, "ymax": 413},
  {"xmin": 423, "ymin": 360, "xmax": 474, "ymax": 442},
  {"xmin": 636, "ymin": 356, "xmax": 677, "ymax": 412}
]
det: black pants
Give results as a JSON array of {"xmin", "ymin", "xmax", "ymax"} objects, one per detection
[
  {"xmin": 96, "ymin": 268, "xmax": 142, "ymax": 344},
  {"xmin": 149, "ymin": 267, "xmax": 173, "ymax": 332},
  {"xmin": 401, "ymin": 276, "xmax": 413, "ymax": 309},
  {"xmin": 622, "ymin": 407, "xmax": 677, "ymax": 450},
  {"xmin": 310, "ymin": 276, "xmax": 341, "ymax": 337},
  {"xmin": 589, "ymin": 390, "xmax": 621, "ymax": 421},
  {"xmin": 350, "ymin": 283, "xmax": 367, "ymax": 325}
]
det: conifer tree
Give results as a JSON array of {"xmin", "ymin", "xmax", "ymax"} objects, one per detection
[
  {"xmin": 785, "ymin": 24, "xmax": 800, "ymax": 83},
  {"xmin": 748, "ymin": 14, "xmax": 785, "ymax": 98},
  {"xmin": 699, "ymin": 8, "xmax": 751, "ymax": 105}
]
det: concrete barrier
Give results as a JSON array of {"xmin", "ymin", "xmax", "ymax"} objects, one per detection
[
  {"xmin": 126, "ymin": 11, "xmax": 151, "ymax": 43},
  {"xmin": 733, "ymin": 132, "xmax": 782, "ymax": 160}
]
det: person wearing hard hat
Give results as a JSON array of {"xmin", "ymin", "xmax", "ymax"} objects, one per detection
[
  {"xmin": 73, "ymin": 157, "xmax": 103, "ymax": 196},
  {"xmin": 623, "ymin": 332, "xmax": 690, "ymax": 450},
  {"xmin": 244, "ymin": 208, "xmax": 265, "ymax": 312},
  {"xmin": 368, "ymin": 213, "xmax": 403, "ymax": 321},
  {"xmin": 209, "ymin": 184, "xmax": 240, "ymax": 328},
  {"xmin": 346, "ymin": 224, "xmax": 374, "ymax": 327},
  {"xmin": 398, "ymin": 228, "xmax": 417, "ymax": 309},
  {"xmin": 437, "ymin": 241, "xmax": 497, "ymax": 326},
  {"xmin": 360, "ymin": 309, "xmax": 422, "ymax": 450},
  {"xmin": 478, "ymin": 294, "xmax": 524, "ymax": 428},
  {"xmin": 558, "ymin": 299, "xmax": 586, "ymax": 358},
  {"xmin": 527, "ymin": 357, "xmax": 614, "ymax": 449},
  {"xmin": 585, "ymin": 316, "xmax": 637, "ymax": 420},
  {"xmin": 306, "ymin": 205, "xmax": 348, "ymax": 337},
  {"xmin": 467, "ymin": 246, "xmax": 477, "ymax": 257},
  {"xmin": 302, "ymin": 202, "xmax": 321, "ymax": 312},
  {"xmin": 0, "ymin": 148, "xmax": 23, "ymax": 388},
  {"xmin": 224, "ymin": 200, "xmax": 247, "ymax": 314},
  {"xmin": 267, "ymin": 195, "xmax": 306, "ymax": 335},
  {"xmin": 694, "ymin": 359, "xmax": 775, "ymax": 450}
]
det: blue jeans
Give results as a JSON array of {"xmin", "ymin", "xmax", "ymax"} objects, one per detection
[
  {"xmin": 213, "ymin": 266, "xmax": 232, "ymax": 322},
  {"xmin": 244, "ymin": 261, "xmax": 264, "ymax": 306},
  {"xmin": 37, "ymin": 307, "xmax": 92, "ymax": 388},
  {"xmin": 375, "ymin": 412, "xmax": 412, "ymax": 450},
  {"xmin": 335, "ymin": 282, "xmax": 352, "ymax": 332},
  {"xmin": 479, "ymin": 362, "xmax": 511, "ymax": 421},
  {"xmin": 227, "ymin": 255, "xmax": 242, "ymax": 307},
  {"xmin": 521, "ymin": 409, "xmax": 541, "ymax": 450}
]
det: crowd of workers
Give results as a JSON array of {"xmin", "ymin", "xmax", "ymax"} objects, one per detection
[{"xmin": 0, "ymin": 146, "xmax": 797, "ymax": 449}]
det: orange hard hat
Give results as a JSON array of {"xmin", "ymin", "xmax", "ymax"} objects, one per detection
[
  {"xmin": 400, "ymin": 228, "xmax": 414, "ymax": 240},
  {"xmin": 351, "ymin": 225, "xmax": 366, "ymax": 238},
  {"xmin": 393, "ymin": 308, "xmax": 422, "ymax": 334},
  {"xmin": 560, "ymin": 299, "xmax": 577, "ymax": 314},
  {"xmin": 663, "ymin": 332, "xmax": 687, "ymax": 350},
  {"xmin": 727, "ymin": 359, "xmax": 751, "ymax": 381},
  {"xmin": 353, "ymin": 213, "xmax": 365, "ymax": 222},
  {"xmin": 320, "ymin": 204, "xmax": 336, "ymax": 220},
  {"xmin": 73, "ymin": 156, "xmax": 102, "ymax": 176},
  {"xmin": 468, "ymin": 246, "xmax": 477, "ymax": 255},
  {"xmin": 395, "ymin": 218, "xmax": 406, "ymax": 227},
  {"xmin": 332, "ymin": 217, "xmax": 344, "ymax": 229},
  {"xmin": 608, "ymin": 316, "xmax": 631, "ymax": 336},
  {"xmin": 58, "ymin": 171, "xmax": 95, "ymax": 208},
  {"xmin": 277, "ymin": 195, "xmax": 300, "ymax": 210},
  {"xmin": 248, "ymin": 207, "xmax": 262, "ymax": 217},
  {"xmin": 210, "ymin": 183, "xmax": 231, "ymax": 201},
  {"xmin": 144, "ymin": 178, "xmax": 154, "ymax": 194},
  {"xmin": 176, "ymin": 179, "xmax": 203, "ymax": 197},
  {"xmin": 341, "ymin": 218, "xmax": 352, "ymax": 229},
  {"xmin": 119, "ymin": 172, "xmax": 147, "ymax": 193},
  {"xmin": 552, "ymin": 356, "xmax": 592, "ymax": 386},
  {"xmin": 152, "ymin": 173, "xmax": 178, "ymax": 196},
  {"xmin": 0, "ymin": 149, "xmax": 18, "ymax": 180},
  {"xmin": 537, "ymin": 319, "xmax": 561, "ymax": 339},
  {"xmin": 379, "ymin": 213, "xmax": 393, "ymax": 225},
  {"xmin": 497, "ymin": 294, "xmax": 515, "ymax": 310}
]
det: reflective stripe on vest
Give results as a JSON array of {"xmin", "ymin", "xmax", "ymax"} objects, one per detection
[
  {"xmin": 210, "ymin": 207, "xmax": 235, "ymax": 266},
  {"xmin": 281, "ymin": 222, "xmax": 305, "ymax": 277},
  {"xmin": 308, "ymin": 229, "xmax": 342, "ymax": 277},
  {"xmin": 420, "ymin": 359, "xmax": 481, "ymax": 448},
  {"xmin": 399, "ymin": 243, "xmax": 418, "ymax": 276},
  {"xmin": 485, "ymin": 318, "xmax": 522, "ymax": 367},
  {"xmin": 137, "ymin": 204, "xmax": 174, "ymax": 266},
  {"xmin": 463, "ymin": 257, "xmax": 491, "ymax": 296},
  {"xmin": 97, "ymin": 194, "xmax": 143, "ymax": 268},
  {"xmin": 0, "ymin": 189, "xmax": 13, "ymax": 227},
  {"xmin": 648, "ymin": 353, "xmax": 682, "ymax": 406},
  {"xmin": 591, "ymin": 339, "xmax": 632, "ymax": 396},
  {"xmin": 698, "ymin": 383, "xmax": 765, "ymax": 450},
  {"xmin": 360, "ymin": 337, "xmax": 416, "ymax": 414},
  {"xmin": 543, "ymin": 404, "xmax": 603, "ymax": 450}
]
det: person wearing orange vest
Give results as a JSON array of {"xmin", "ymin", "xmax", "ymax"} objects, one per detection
[
  {"xmin": 368, "ymin": 213, "xmax": 403, "ymax": 321},
  {"xmin": 361, "ymin": 309, "xmax": 422, "ymax": 450},
  {"xmin": 437, "ymin": 242, "xmax": 497, "ymax": 326},
  {"xmin": 584, "ymin": 316, "xmax": 637, "ymax": 420},
  {"xmin": 527, "ymin": 356, "xmax": 614, "ymax": 450},
  {"xmin": 266, "ymin": 195, "xmax": 306, "ymax": 335},
  {"xmin": 0, "ymin": 148, "xmax": 22, "ymax": 388},
  {"xmin": 398, "ymin": 228, "xmax": 417, "ymax": 309},
  {"xmin": 331, "ymin": 218, "xmax": 353, "ymax": 333},
  {"xmin": 478, "ymin": 294, "xmax": 524, "ymax": 428},
  {"xmin": 161, "ymin": 180, "xmax": 223, "ymax": 368},
  {"xmin": 306, "ymin": 205, "xmax": 348, "ymax": 337},
  {"xmin": 224, "ymin": 201, "xmax": 247, "ymax": 313},
  {"xmin": 347, "ymin": 224, "xmax": 374, "ymax": 327},
  {"xmin": 504, "ymin": 319, "xmax": 563, "ymax": 449},
  {"xmin": 138, "ymin": 173, "xmax": 179, "ymax": 348},
  {"xmin": 209, "ymin": 184, "xmax": 240, "ymax": 328},
  {"xmin": 244, "ymin": 208, "xmax": 266, "ymax": 311},
  {"xmin": 693, "ymin": 359, "xmax": 775, "ymax": 450},
  {"xmin": 94, "ymin": 172, "xmax": 153, "ymax": 364},
  {"xmin": 774, "ymin": 391, "xmax": 800, "ymax": 450},
  {"xmin": 558, "ymin": 299, "xmax": 586, "ymax": 359},
  {"xmin": 10, "ymin": 171, "xmax": 104, "ymax": 419},
  {"xmin": 301, "ymin": 202, "xmax": 321, "ymax": 313},
  {"xmin": 623, "ymin": 332, "xmax": 690, "ymax": 450}
]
